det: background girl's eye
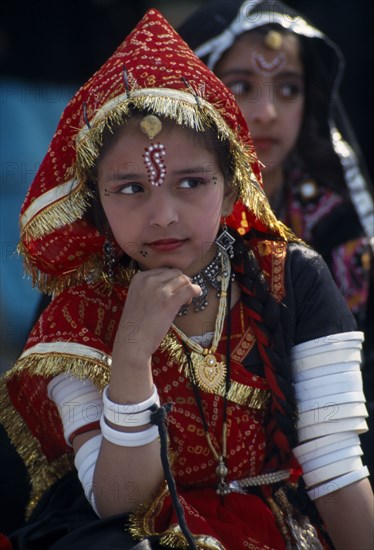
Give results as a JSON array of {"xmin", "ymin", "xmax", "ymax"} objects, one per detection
[
  {"xmin": 228, "ymin": 81, "xmax": 247, "ymax": 96},
  {"xmin": 226, "ymin": 81, "xmax": 252, "ymax": 97},
  {"xmin": 225, "ymin": 80, "xmax": 259, "ymax": 103},
  {"xmin": 277, "ymin": 83, "xmax": 303, "ymax": 100}
]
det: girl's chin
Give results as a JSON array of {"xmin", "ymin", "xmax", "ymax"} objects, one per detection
[{"xmin": 134, "ymin": 242, "xmax": 218, "ymax": 274}]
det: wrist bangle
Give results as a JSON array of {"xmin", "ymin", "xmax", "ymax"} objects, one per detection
[
  {"xmin": 103, "ymin": 384, "xmax": 159, "ymax": 411},
  {"xmin": 100, "ymin": 414, "xmax": 159, "ymax": 447},
  {"xmin": 102, "ymin": 385, "xmax": 160, "ymax": 427}
]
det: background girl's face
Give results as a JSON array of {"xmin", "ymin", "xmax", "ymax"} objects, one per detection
[
  {"xmin": 97, "ymin": 119, "xmax": 236, "ymax": 275},
  {"xmin": 215, "ymin": 31, "xmax": 304, "ymax": 194}
]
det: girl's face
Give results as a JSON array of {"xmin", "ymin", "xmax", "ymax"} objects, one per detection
[
  {"xmin": 215, "ymin": 31, "xmax": 304, "ymax": 192},
  {"xmin": 97, "ymin": 120, "xmax": 236, "ymax": 275}
]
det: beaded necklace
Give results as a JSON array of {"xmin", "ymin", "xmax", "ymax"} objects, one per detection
[
  {"xmin": 178, "ymin": 249, "xmax": 229, "ymax": 315},
  {"xmin": 173, "ymin": 249, "xmax": 233, "ymax": 495},
  {"xmin": 183, "ymin": 279, "xmax": 232, "ymax": 496}
]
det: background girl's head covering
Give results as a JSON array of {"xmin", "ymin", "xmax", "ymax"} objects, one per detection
[
  {"xmin": 179, "ymin": 0, "xmax": 374, "ymax": 246},
  {"xmin": 19, "ymin": 8, "xmax": 294, "ymax": 295}
]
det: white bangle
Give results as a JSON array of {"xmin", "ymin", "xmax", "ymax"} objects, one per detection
[
  {"xmin": 103, "ymin": 384, "xmax": 159, "ymax": 411},
  {"xmin": 307, "ymin": 466, "xmax": 369, "ymax": 500},
  {"xmin": 293, "ymin": 348, "xmax": 362, "ymax": 372},
  {"xmin": 303, "ymin": 457, "xmax": 363, "ymax": 487},
  {"xmin": 295, "ymin": 362, "xmax": 360, "ymax": 382},
  {"xmin": 297, "ymin": 402, "xmax": 368, "ymax": 429},
  {"xmin": 48, "ymin": 374, "xmax": 102, "ymax": 446},
  {"xmin": 74, "ymin": 434, "xmax": 102, "ymax": 516},
  {"xmin": 301, "ymin": 445, "xmax": 363, "ymax": 473},
  {"xmin": 100, "ymin": 414, "xmax": 159, "ymax": 447},
  {"xmin": 102, "ymin": 385, "xmax": 160, "ymax": 427},
  {"xmin": 293, "ymin": 432, "xmax": 360, "ymax": 463},
  {"xmin": 290, "ymin": 331, "xmax": 363, "ymax": 357},
  {"xmin": 298, "ymin": 417, "xmax": 368, "ymax": 443},
  {"xmin": 294, "ymin": 371, "xmax": 363, "ymax": 397},
  {"xmin": 296, "ymin": 391, "xmax": 365, "ymax": 413}
]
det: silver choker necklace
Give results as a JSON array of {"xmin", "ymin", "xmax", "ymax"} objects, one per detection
[{"xmin": 178, "ymin": 250, "xmax": 231, "ymax": 316}]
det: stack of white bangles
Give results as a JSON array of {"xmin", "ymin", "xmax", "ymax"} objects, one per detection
[
  {"xmin": 291, "ymin": 332, "xmax": 369, "ymax": 500},
  {"xmin": 48, "ymin": 374, "xmax": 160, "ymax": 514},
  {"xmin": 100, "ymin": 384, "xmax": 160, "ymax": 446}
]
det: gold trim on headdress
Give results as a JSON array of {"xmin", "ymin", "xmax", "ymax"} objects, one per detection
[
  {"xmin": 74, "ymin": 87, "xmax": 294, "ymax": 240},
  {"xmin": 18, "ymin": 85, "xmax": 296, "ymax": 294}
]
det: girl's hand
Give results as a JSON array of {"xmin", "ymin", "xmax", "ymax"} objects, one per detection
[{"xmin": 113, "ymin": 268, "xmax": 201, "ymax": 366}]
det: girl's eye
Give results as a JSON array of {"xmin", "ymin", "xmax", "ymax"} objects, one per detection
[
  {"xmin": 178, "ymin": 177, "xmax": 205, "ymax": 189},
  {"xmin": 118, "ymin": 183, "xmax": 144, "ymax": 195},
  {"xmin": 226, "ymin": 81, "xmax": 254, "ymax": 99},
  {"xmin": 277, "ymin": 82, "xmax": 304, "ymax": 100}
]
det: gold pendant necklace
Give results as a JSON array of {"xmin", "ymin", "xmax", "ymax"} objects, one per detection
[
  {"xmin": 177, "ymin": 248, "xmax": 233, "ymax": 495},
  {"xmin": 186, "ymin": 347, "xmax": 231, "ymax": 495},
  {"xmin": 172, "ymin": 250, "xmax": 230, "ymax": 394}
]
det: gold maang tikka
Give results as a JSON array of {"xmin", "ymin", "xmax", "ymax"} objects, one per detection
[
  {"xmin": 139, "ymin": 114, "xmax": 163, "ymax": 139},
  {"xmin": 264, "ymin": 30, "xmax": 283, "ymax": 50}
]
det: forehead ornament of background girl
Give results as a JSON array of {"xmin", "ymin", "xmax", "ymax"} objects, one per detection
[
  {"xmin": 251, "ymin": 50, "xmax": 286, "ymax": 76},
  {"xmin": 188, "ymin": 1, "xmax": 374, "ymax": 245},
  {"xmin": 143, "ymin": 142, "xmax": 166, "ymax": 187},
  {"xmin": 264, "ymin": 30, "xmax": 283, "ymax": 50}
]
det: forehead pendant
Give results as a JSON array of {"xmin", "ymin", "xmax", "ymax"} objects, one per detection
[
  {"xmin": 264, "ymin": 30, "xmax": 283, "ymax": 50},
  {"xmin": 139, "ymin": 114, "xmax": 163, "ymax": 140},
  {"xmin": 140, "ymin": 114, "xmax": 167, "ymax": 186},
  {"xmin": 252, "ymin": 29, "xmax": 285, "ymax": 76}
]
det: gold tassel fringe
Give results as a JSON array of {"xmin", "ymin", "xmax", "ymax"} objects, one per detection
[
  {"xmin": 9, "ymin": 352, "xmax": 111, "ymax": 389},
  {"xmin": 0, "ymin": 377, "xmax": 74, "ymax": 518},
  {"xmin": 21, "ymin": 179, "xmax": 92, "ymax": 243}
]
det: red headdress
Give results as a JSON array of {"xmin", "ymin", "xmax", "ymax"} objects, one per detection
[{"xmin": 19, "ymin": 8, "xmax": 293, "ymax": 293}]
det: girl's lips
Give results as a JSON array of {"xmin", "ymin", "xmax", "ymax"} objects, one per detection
[
  {"xmin": 147, "ymin": 239, "xmax": 187, "ymax": 252},
  {"xmin": 253, "ymin": 138, "xmax": 278, "ymax": 152}
]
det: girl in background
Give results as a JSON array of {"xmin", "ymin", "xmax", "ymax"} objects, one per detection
[{"xmin": 179, "ymin": 0, "xmax": 374, "ymax": 354}]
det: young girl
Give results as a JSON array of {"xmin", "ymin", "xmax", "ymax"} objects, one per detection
[
  {"xmin": 1, "ymin": 8, "xmax": 373, "ymax": 550},
  {"xmin": 178, "ymin": 0, "xmax": 374, "ymax": 356}
]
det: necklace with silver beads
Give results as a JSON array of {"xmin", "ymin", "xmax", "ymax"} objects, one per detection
[{"xmin": 178, "ymin": 249, "xmax": 233, "ymax": 316}]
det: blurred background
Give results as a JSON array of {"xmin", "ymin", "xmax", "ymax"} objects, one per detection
[{"xmin": 1, "ymin": 0, "xmax": 373, "ymax": 372}]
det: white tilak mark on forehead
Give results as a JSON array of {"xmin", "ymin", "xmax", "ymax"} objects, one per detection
[
  {"xmin": 143, "ymin": 142, "xmax": 167, "ymax": 186},
  {"xmin": 251, "ymin": 51, "xmax": 286, "ymax": 76}
]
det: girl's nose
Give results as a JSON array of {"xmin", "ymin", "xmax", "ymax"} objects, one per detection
[
  {"xmin": 248, "ymin": 90, "xmax": 277, "ymax": 125},
  {"xmin": 148, "ymin": 190, "xmax": 178, "ymax": 227}
]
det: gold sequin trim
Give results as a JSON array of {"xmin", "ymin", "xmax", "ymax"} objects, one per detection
[
  {"xmin": 9, "ymin": 351, "xmax": 111, "ymax": 389},
  {"xmin": 18, "ymin": 241, "xmax": 133, "ymax": 296},
  {"xmin": 0, "ymin": 378, "xmax": 74, "ymax": 518},
  {"xmin": 129, "ymin": 482, "xmax": 225, "ymax": 549}
]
